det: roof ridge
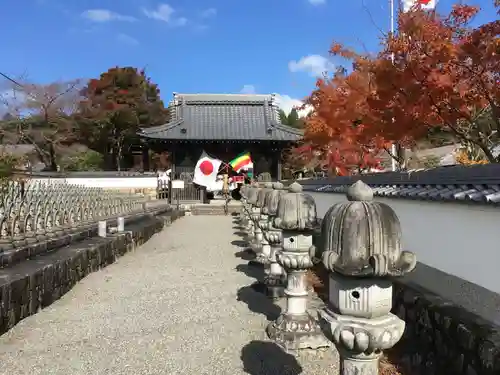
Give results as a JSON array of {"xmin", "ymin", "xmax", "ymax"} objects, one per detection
[
  {"xmin": 273, "ymin": 122, "xmax": 304, "ymax": 135},
  {"xmin": 172, "ymin": 93, "xmax": 275, "ymax": 103},
  {"xmin": 173, "ymin": 93, "xmax": 275, "ymax": 97},
  {"xmin": 138, "ymin": 119, "xmax": 184, "ymax": 135}
]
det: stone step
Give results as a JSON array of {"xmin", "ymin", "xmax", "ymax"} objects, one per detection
[{"xmin": 190, "ymin": 204, "xmax": 242, "ymax": 215}]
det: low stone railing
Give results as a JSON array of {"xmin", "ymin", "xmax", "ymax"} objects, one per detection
[
  {"xmin": 20, "ymin": 171, "xmax": 159, "ymax": 199},
  {"xmin": 0, "ymin": 179, "xmax": 184, "ymax": 335},
  {"xmin": 236, "ymin": 181, "xmax": 500, "ymax": 375}
]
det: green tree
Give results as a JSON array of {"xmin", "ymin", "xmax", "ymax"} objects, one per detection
[
  {"xmin": 278, "ymin": 108, "xmax": 305, "ymax": 129},
  {"xmin": 59, "ymin": 150, "xmax": 104, "ymax": 171},
  {"xmin": 288, "ymin": 108, "xmax": 300, "ymax": 127},
  {"xmin": 278, "ymin": 109, "xmax": 288, "ymax": 124},
  {"xmin": 77, "ymin": 67, "xmax": 169, "ymax": 170},
  {"xmin": 0, "ymin": 152, "xmax": 21, "ymax": 179}
]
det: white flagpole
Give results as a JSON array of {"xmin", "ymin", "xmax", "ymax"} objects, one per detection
[{"xmin": 390, "ymin": 0, "xmax": 398, "ymax": 171}]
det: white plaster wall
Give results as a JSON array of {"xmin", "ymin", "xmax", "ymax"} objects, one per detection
[
  {"xmin": 310, "ymin": 192, "xmax": 500, "ymax": 294},
  {"xmin": 31, "ymin": 177, "xmax": 158, "ymax": 189}
]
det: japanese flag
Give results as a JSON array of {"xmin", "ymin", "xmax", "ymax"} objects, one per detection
[
  {"xmin": 193, "ymin": 151, "xmax": 222, "ymax": 188},
  {"xmin": 402, "ymin": 0, "xmax": 437, "ymax": 12}
]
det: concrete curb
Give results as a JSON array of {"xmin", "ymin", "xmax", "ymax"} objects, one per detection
[{"xmin": 0, "ymin": 206, "xmax": 173, "ymax": 269}]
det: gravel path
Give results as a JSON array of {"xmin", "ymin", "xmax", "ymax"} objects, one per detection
[{"xmin": 0, "ymin": 215, "xmax": 339, "ymax": 375}]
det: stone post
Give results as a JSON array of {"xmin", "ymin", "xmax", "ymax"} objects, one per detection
[
  {"xmin": 98, "ymin": 221, "xmax": 107, "ymax": 237},
  {"xmin": 266, "ymin": 182, "xmax": 330, "ymax": 351},
  {"xmin": 318, "ymin": 181, "xmax": 417, "ymax": 375},
  {"xmin": 261, "ymin": 182, "xmax": 287, "ymax": 299},
  {"xmin": 251, "ymin": 182, "xmax": 274, "ymax": 263},
  {"xmin": 117, "ymin": 217, "xmax": 125, "ymax": 232}
]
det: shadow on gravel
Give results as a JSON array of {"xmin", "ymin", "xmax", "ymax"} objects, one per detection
[
  {"xmin": 236, "ymin": 263, "xmax": 265, "ymax": 280},
  {"xmin": 235, "ymin": 249, "xmax": 256, "ymax": 261},
  {"xmin": 232, "ymin": 240, "xmax": 248, "ymax": 248},
  {"xmin": 237, "ymin": 285, "xmax": 281, "ymax": 321},
  {"xmin": 241, "ymin": 340, "xmax": 303, "ymax": 375}
]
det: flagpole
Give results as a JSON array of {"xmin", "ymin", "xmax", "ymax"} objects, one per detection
[
  {"xmin": 390, "ymin": 0, "xmax": 398, "ymax": 172},
  {"xmin": 390, "ymin": 0, "xmax": 395, "ymax": 59}
]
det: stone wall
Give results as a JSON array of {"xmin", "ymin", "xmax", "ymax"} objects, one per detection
[
  {"xmin": 390, "ymin": 278, "xmax": 500, "ymax": 375},
  {"xmin": 310, "ymin": 191, "xmax": 500, "ymax": 294},
  {"xmin": 0, "ymin": 207, "xmax": 184, "ymax": 336},
  {"xmin": 104, "ymin": 187, "xmax": 157, "ymax": 199}
]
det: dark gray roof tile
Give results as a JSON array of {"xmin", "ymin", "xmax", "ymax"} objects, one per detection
[
  {"xmin": 486, "ymin": 191, "xmax": 500, "ymax": 203},
  {"xmin": 139, "ymin": 93, "xmax": 303, "ymax": 142},
  {"xmin": 300, "ymin": 164, "xmax": 500, "ymax": 206}
]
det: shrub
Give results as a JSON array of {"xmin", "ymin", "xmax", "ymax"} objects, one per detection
[{"xmin": 59, "ymin": 150, "xmax": 104, "ymax": 171}]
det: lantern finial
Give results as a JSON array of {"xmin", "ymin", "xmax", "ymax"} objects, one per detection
[
  {"xmin": 346, "ymin": 180, "xmax": 373, "ymax": 201},
  {"xmin": 288, "ymin": 182, "xmax": 303, "ymax": 193}
]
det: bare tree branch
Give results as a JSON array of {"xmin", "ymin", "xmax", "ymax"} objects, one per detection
[{"xmin": 0, "ymin": 73, "xmax": 84, "ymax": 170}]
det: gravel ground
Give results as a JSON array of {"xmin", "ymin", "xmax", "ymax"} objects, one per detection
[{"xmin": 0, "ymin": 215, "xmax": 339, "ymax": 375}]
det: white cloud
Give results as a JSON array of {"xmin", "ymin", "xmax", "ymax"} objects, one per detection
[
  {"xmin": 240, "ymin": 84, "xmax": 256, "ymax": 94},
  {"xmin": 142, "ymin": 4, "xmax": 173, "ymax": 22},
  {"xmin": 288, "ymin": 54, "xmax": 334, "ymax": 77},
  {"xmin": 274, "ymin": 94, "xmax": 312, "ymax": 117},
  {"xmin": 173, "ymin": 17, "xmax": 188, "ymax": 27},
  {"xmin": 200, "ymin": 8, "xmax": 217, "ymax": 18},
  {"xmin": 81, "ymin": 9, "xmax": 136, "ymax": 22},
  {"xmin": 117, "ymin": 33, "xmax": 139, "ymax": 45},
  {"xmin": 308, "ymin": 0, "xmax": 326, "ymax": 5},
  {"xmin": 142, "ymin": 4, "xmax": 187, "ymax": 26}
]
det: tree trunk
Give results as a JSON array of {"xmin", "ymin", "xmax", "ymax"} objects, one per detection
[
  {"xmin": 115, "ymin": 138, "xmax": 124, "ymax": 171},
  {"xmin": 48, "ymin": 143, "xmax": 58, "ymax": 171},
  {"xmin": 478, "ymin": 143, "xmax": 496, "ymax": 163},
  {"xmin": 396, "ymin": 144, "xmax": 407, "ymax": 170}
]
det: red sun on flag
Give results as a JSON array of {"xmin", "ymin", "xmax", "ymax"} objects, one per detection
[{"xmin": 199, "ymin": 160, "xmax": 214, "ymax": 175}]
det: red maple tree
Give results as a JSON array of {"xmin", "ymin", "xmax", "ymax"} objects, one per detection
[
  {"xmin": 77, "ymin": 66, "xmax": 169, "ymax": 170},
  {"xmin": 295, "ymin": 0, "xmax": 499, "ymax": 171},
  {"xmin": 370, "ymin": 2, "xmax": 499, "ymax": 161},
  {"xmin": 294, "ymin": 47, "xmax": 385, "ymax": 175}
]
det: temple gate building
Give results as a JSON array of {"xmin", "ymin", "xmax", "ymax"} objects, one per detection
[{"xmin": 138, "ymin": 93, "xmax": 303, "ymax": 201}]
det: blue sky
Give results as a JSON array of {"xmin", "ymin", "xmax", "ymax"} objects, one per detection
[{"xmin": 0, "ymin": 0, "xmax": 496, "ymax": 114}]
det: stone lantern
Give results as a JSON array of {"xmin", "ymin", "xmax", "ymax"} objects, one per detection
[
  {"xmin": 239, "ymin": 184, "xmax": 249, "ymax": 228},
  {"xmin": 245, "ymin": 183, "xmax": 261, "ymax": 245},
  {"xmin": 266, "ymin": 182, "xmax": 330, "ymax": 351},
  {"xmin": 251, "ymin": 182, "xmax": 274, "ymax": 262},
  {"xmin": 318, "ymin": 180, "xmax": 417, "ymax": 375},
  {"xmin": 260, "ymin": 181, "xmax": 287, "ymax": 299}
]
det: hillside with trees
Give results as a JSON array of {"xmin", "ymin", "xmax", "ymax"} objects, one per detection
[{"xmin": 0, "ymin": 67, "xmax": 169, "ymax": 172}]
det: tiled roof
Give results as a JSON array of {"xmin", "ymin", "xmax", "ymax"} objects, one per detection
[
  {"xmin": 139, "ymin": 93, "xmax": 303, "ymax": 141},
  {"xmin": 299, "ymin": 164, "xmax": 500, "ymax": 205}
]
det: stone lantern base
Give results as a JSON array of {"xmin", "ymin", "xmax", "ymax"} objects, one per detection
[
  {"xmin": 263, "ymin": 273, "xmax": 286, "ymax": 299},
  {"xmin": 318, "ymin": 308, "xmax": 405, "ymax": 375},
  {"xmin": 263, "ymin": 243, "xmax": 286, "ymax": 299},
  {"xmin": 266, "ymin": 311, "xmax": 331, "ymax": 351}
]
